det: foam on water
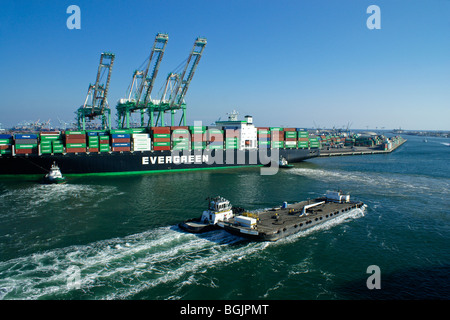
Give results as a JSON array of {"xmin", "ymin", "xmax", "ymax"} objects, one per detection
[
  {"xmin": 289, "ymin": 167, "xmax": 449, "ymax": 197},
  {"xmin": 0, "ymin": 205, "xmax": 366, "ymax": 300}
]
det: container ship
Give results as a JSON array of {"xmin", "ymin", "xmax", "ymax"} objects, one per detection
[
  {"xmin": 0, "ymin": 34, "xmax": 320, "ymax": 176},
  {"xmin": 0, "ymin": 114, "xmax": 320, "ymax": 176}
]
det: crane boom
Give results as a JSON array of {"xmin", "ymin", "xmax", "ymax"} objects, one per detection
[
  {"xmin": 135, "ymin": 33, "xmax": 169, "ymax": 108},
  {"xmin": 170, "ymin": 37, "xmax": 207, "ymax": 109}
]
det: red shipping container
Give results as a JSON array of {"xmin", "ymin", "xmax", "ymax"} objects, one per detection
[
  {"xmin": 0, "ymin": 145, "xmax": 11, "ymax": 150},
  {"xmin": 99, "ymin": 140, "xmax": 109, "ymax": 144},
  {"xmin": 112, "ymin": 147, "xmax": 131, "ymax": 152},
  {"xmin": 153, "ymin": 146, "xmax": 171, "ymax": 151},
  {"xmin": 16, "ymin": 148, "xmax": 37, "ymax": 154},
  {"xmin": 170, "ymin": 126, "xmax": 189, "ymax": 130},
  {"xmin": 41, "ymin": 131, "xmax": 61, "ymax": 135},
  {"xmin": 88, "ymin": 148, "xmax": 99, "ymax": 152},
  {"xmin": 298, "ymin": 137, "xmax": 309, "ymax": 142},
  {"xmin": 65, "ymin": 137, "xmax": 86, "ymax": 143},
  {"xmin": 153, "ymin": 137, "xmax": 170, "ymax": 142},
  {"xmin": 65, "ymin": 134, "xmax": 85, "ymax": 139},
  {"xmin": 111, "ymin": 138, "xmax": 130, "ymax": 143},
  {"xmin": 283, "ymin": 128, "xmax": 296, "ymax": 131},
  {"xmin": 66, "ymin": 148, "xmax": 86, "ymax": 153},
  {"xmin": 285, "ymin": 137, "xmax": 296, "ymax": 141},
  {"xmin": 257, "ymin": 127, "xmax": 270, "ymax": 130},
  {"xmin": 151, "ymin": 127, "xmax": 171, "ymax": 133}
]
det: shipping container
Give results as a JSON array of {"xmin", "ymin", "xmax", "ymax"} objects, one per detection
[
  {"xmin": 112, "ymin": 146, "xmax": 131, "ymax": 152},
  {"xmin": 15, "ymin": 134, "xmax": 38, "ymax": 139},
  {"xmin": 153, "ymin": 146, "xmax": 171, "ymax": 151},
  {"xmin": 66, "ymin": 147, "xmax": 86, "ymax": 153},
  {"xmin": 110, "ymin": 129, "xmax": 131, "ymax": 134},
  {"xmin": 65, "ymin": 131, "xmax": 86, "ymax": 135}
]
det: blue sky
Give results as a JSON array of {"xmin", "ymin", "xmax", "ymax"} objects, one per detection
[{"xmin": 0, "ymin": 0, "xmax": 449, "ymax": 130}]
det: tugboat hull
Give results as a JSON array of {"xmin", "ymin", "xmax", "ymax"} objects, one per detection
[{"xmin": 179, "ymin": 219, "xmax": 221, "ymax": 234}]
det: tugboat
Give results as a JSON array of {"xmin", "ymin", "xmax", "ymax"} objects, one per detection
[
  {"xmin": 179, "ymin": 196, "xmax": 236, "ymax": 233},
  {"xmin": 279, "ymin": 156, "xmax": 294, "ymax": 168},
  {"xmin": 42, "ymin": 162, "xmax": 66, "ymax": 184}
]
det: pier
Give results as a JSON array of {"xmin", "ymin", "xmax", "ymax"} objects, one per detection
[{"xmin": 319, "ymin": 137, "xmax": 406, "ymax": 157}]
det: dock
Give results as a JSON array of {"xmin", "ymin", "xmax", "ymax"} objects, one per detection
[{"xmin": 319, "ymin": 137, "xmax": 406, "ymax": 157}]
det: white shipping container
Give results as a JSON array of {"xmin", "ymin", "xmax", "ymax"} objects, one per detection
[
  {"xmin": 132, "ymin": 133, "xmax": 150, "ymax": 138},
  {"xmin": 235, "ymin": 215, "xmax": 257, "ymax": 227}
]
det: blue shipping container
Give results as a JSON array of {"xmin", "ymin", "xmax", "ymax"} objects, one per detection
[
  {"xmin": 0, "ymin": 134, "xmax": 12, "ymax": 139},
  {"xmin": 111, "ymin": 134, "xmax": 130, "ymax": 139},
  {"xmin": 112, "ymin": 143, "xmax": 130, "ymax": 147},
  {"xmin": 15, "ymin": 134, "xmax": 38, "ymax": 139}
]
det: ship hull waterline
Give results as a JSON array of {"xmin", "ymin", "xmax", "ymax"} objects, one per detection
[{"xmin": 0, "ymin": 148, "xmax": 319, "ymax": 176}]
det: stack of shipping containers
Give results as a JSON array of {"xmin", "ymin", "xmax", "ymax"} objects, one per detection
[
  {"xmin": 270, "ymin": 128, "xmax": 284, "ymax": 149},
  {"xmin": 110, "ymin": 129, "xmax": 131, "ymax": 152},
  {"xmin": 257, "ymin": 127, "xmax": 270, "ymax": 148},
  {"xmin": 309, "ymin": 136, "xmax": 321, "ymax": 149},
  {"xmin": 206, "ymin": 127, "xmax": 223, "ymax": 150},
  {"xmin": 132, "ymin": 133, "xmax": 151, "ymax": 151},
  {"xmin": 14, "ymin": 134, "xmax": 38, "ymax": 154},
  {"xmin": 0, "ymin": 134, "xmax": 12, "ymax": 155},
  {"xmin": 171, "ymin": 127, "xmax": 190, "ymax": 151},
  {"xmin": 99, "ymin": 132, "xmax": 110, "ymax": 152},
  {"xmin": 152, "ymin": 127, "xmax": 171, "ymax": 151},
  {"xmin": 190, "ymin": 125, "xmax": 206, "ymax": 150},
  {"xmin": 224, "ymin": 129, "xmax": 239, "ymax": 149},
  {"xmin": 65, "ymin": 131, "xmax": 86, "ymax": 153},
  {"xmin": 39, "ymin": 132, "xmax": 62, "ymax": 154},
  {"xmin": 297, "ymin": 130, "xmax": 309, "ymax": 149},
  {"xmin": 284, "ymin": 128, "xmax": 297, "ymax": 149},
  {"xmin": 87, "ymin": 132, "xmax": 99, "ymax": 152}
]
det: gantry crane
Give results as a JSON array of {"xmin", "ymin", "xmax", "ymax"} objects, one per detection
[
  {"xmin": 149, "ymin": 37, "xmax": 207, "ymax": 127},
  {"xmin": 76, "ymin": 52, "xmax": 115, "ymax": 130},
  {"xmin": 116, "ymin": 33, "xmax": 169, "ymax": 128}
]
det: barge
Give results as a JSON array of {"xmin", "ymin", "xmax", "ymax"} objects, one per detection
[{"xmin": 219, "ymin": 191, "xmax": 366, "ymax": 241}]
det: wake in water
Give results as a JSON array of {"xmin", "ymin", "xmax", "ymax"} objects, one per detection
[
  {"xmin": 0, "ymin": 206, "xmax": 366, "ymax": 300},
  {"xmin": 289, "ymin": 167, "xmax": 449, "ymax": 197}
]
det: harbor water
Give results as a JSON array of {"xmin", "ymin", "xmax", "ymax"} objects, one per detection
[{"xmin": 0, "ymin": 135, "xmax": 449, "ymax": 300}]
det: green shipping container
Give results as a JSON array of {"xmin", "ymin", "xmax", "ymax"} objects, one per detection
[
  {"xmin": 66, "ymin": 143, "xmax": 86, "ymax": 148},
  {"xmin": 153, "ymin": 133, "xmax": 170, "ymax": 138},
  {"xmin": 153, "ymin": 141, "xmax": 170, "ymax": 147},
  {"xmin": 15, "ymin": 144, "xmax": 38, "ymax": 149},
  {"xmin": 109, "ymin": 129, "xmax": 130, "ymax": 134},
  {"xmin": 285, "ymin": 132, "xmax": 297, "ymax": 138},
  {"xmin": 40, "ymin": 135, "xmax": 61, "ymax": 141},
  {"xmin": 65, "ymin": 131, "xmax": 86, "ymax": 135}
]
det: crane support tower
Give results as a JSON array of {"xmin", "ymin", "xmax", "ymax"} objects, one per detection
[
  {"xmin": 77, "ymin": 52, "xmax": 115, "ymax": 130},
  {"xmin": 149, "ymin": 37, "xmax": 207, "ymax": 127},
  {"xmin": 116, "ymin": 33, "xmax": 169, "ymax": 128}
]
